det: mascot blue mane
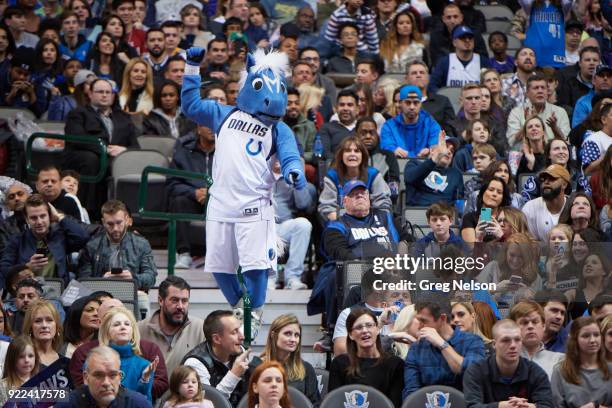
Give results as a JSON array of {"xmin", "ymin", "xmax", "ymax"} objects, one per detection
[{"xmin": 237, "ymin": 48, "xmax": 289, "ymax": 126}]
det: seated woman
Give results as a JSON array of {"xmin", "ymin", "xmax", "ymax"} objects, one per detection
[
  {"xmin": 61, "ymin": 294, "xmax": 101, "ymax": 358},
  {"xmin": 354, "ymin": 83, "xmax": 386, "ymax": 133},
  {"xmin": 318, "ymin": 136, "xmax": 391, "ymax": 223},
  {"xmin": 84, "ymin": 32, "xmax": 126, "ymax": 86},
  {"xmin": 389, "ymin": 304, "xmax": 419, "ymax": 360},
  {"xmin": 247, "ymin": 361, "xmax": 291, "ymax": 408},
  {"xmin": 249, "ymin": 314, "xmax": 320, "ymax": 406},
  {"xmin": 452, "ymin": 119, "xmax": 492, "ymax": 173},
  {"xmin": 565, "ymin": 251, "xmax": 611, "ymax": 320},
  {"xmin": 102, "ymin": 15, "xmax": 138, "ymax": 64},
  {"xmin": 179, "ymin": 4, "xmax": 215, "ymax": 49},
  {"xmin": 451, "ymin": 302, "xmax": 493, "ymax": 355},
  {"xmin": 551, "ymin": 316, "xmax": 612, "ymax": 408},
  {"xmin": 328, "ymin": 308, "xmax": 404, "ymax": 407},
  {"xmin": 559, "ymin": 192, "xmax": 602, "ymax": 236},
  {"xmin": 118, "ymin": 57, "xmax": 154, "ymax": 117},
  {"xmin": 602, "ymin": 315, "xmax": 612, "ymax": 363},
  {"xmin": 379, "ymin": 10, "xmax": 427, "ymax": 73},
  {"xmin": 516, "ymin": 116, "xmax": 548, "ymax": 177},
  {"xmin": 0, "ymin": 336, "xmax": 40, "ymax": 406},
  {"xmin": 47, "ymin": 67, "xmax": 96, "ymax": 121},
  {"xmin": 31, "ymin": 39, "xmax": 63, "ymax": 115},
  {"xmin": 544, "ymin": 224, "xmax": 573, "ymax": 290},
  {"xmin": 476, "ymin": 233, "xmax": 542, "ymax": 314},
  {"xmin": 143, "ymin": 80, "xmax": 196, "ymax": 138},
  {"xmin": 22, "ymin": 300, "xmax": 63, "ymax": 368},
  {"xmin": 464, "ymin": 160, "xmax": 525, "ymax": 215},
  {"xmin": 98, "ymin": 306, "xmax": 158, "ymax": 401},
  {"xmin": 461, "ymin": 175, "xmax": 511, "ymax": 243}
]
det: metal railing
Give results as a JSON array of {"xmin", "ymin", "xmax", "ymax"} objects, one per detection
[
  {"xmin": 137, "ymin": 166, "xmax": 253, "ymax": 345},
  {"xmin": 26, "ymin": 133, "xmax": 108, "ymax": 182}
]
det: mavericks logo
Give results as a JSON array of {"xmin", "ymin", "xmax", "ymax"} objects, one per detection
[
  {"xmin": 426, "ymin": 391, "xmax": 452, "ymax": 408},
  {"xmin": 344, "ymin": 390, "xmax": 369, "ymax": 408}
]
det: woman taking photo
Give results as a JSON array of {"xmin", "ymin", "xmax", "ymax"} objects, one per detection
[
  {"xmin": 0, "ymin": 336, "xmax": 39, "ymax": 407},
  {"xmin": 98, "ymin": 306, "xmax": 158, "ymax": 401},
  {"xmin": 379, "ymin": 10, "xmax": 427, "ymax": 73},
  {"xmin": 249, "ymin": 314, "xmax": 320, "ymax": 406},
  {"xmin": 118, "ymin": 57, "xmax": 154, "ymax": 115},
  {"xmin": 61, "ymin": 295, "xmax": 101, "ymax": 358},
  {"xmin": 143, "ymin": 80, "xmax": 196, "ymax": 138},
  {"xmin": 85, "ymin": 32, "xmax": 125, "ymax": 86},
  {"xmin": 318, "ymin": 136, "xmax": 392, "ymax": 222},
  {"xmin": 465, "ymin": 160, "xmax": 525, "ymax": 215},
  {"xmin": 328, "ymin": 308, "xmax": 404, "ymax": 407},
  {"xmin": 461, "ymin": 176, "xmax": 511, "ymax": 243},
  {"xmin": 551, "ymin": 316, "xmax": 612, "ymax": 408},
  {"xmin": 544, "ymin": 224, "xmax": 574, "ymax": 290},
  {"xmin": 22, "ymin": 300, "xmax": 63, "ymax": 368},
  {"xmin": 248, "ymin": 361, "xmax": 291, "ymax": 408}
]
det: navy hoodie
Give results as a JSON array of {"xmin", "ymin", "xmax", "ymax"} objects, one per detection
[{"xmin": 404, "ymin": 158, "xmax": 464, "ymax": 206}]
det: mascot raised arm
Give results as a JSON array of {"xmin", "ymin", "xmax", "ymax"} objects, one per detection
[{"xmin": 181, "ymin": 47, "xmax": 306, "ymax": 337}]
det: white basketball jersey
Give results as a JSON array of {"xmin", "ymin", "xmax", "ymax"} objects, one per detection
[
  {"xmin": 207, "ymin": 109, "xmax": 277, "ymax": 222},
  {"xmin": 446, "ymin": 53, "xmax": 481, "ymax": 88}
]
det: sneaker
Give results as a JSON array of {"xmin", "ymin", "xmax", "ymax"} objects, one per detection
[
  {"xmin": 313, "ymin": 332, "xmax": 332, "ymax": 353},
  {"xmin": 174, "ymin": 253, "xmax": 192, "ymax": 269},
  {"xmin": 286, "ymin": 277, "xmax": 307, "ymax": 290}
]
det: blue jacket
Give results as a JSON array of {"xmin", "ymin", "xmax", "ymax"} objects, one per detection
[
  {"xmin": 380, "ymin": 111, "xmax": 441, "ymax": 157},
  {"xmin": 452, "ymin": 144, "xmax": 474, "ymax": 173},
  {"xmin": 404, "ymin": 159, "xmax": 464, "ymax": 206},
  {"xmin": 110, "ymin": 343, "xmax": 154, "ymax": 401},
  {"xmin": 47, "ymin": 94, "xmax": 76, "ymax": 121},
  {"xmin": 59, "ymin": 35, "xmax": 92, "ymax": 62},
  {"xmin": 166, "ymin": 133, "xmax": 214, "ymax": 200},
  {"xmin": 572, "ymin": 90, "xmax": 594, "ymax": 127},
  {"xmin": 0, "ymin": 217, "xmax": 89, "ymax": 290}
]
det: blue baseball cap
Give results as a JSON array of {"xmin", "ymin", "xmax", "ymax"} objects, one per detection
[
  {"xmin": 343, "ymin": 180, "xmax": 368, "ymax": 196},
  {"xmin": 452, "ymin": 25, "xmax": 474, "ymax": 39},
  {"xmin": 399, "ymin": 85, "xmax": 423, "ymax": 101}
]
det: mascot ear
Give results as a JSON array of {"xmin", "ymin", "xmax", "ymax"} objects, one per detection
[{"xmin": 246, "ymin": 53, "xmax": 256, "ymax": 73}]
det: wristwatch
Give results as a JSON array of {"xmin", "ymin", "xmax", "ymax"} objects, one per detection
[{"xmin": 439, "ymin": 340, "xmax": 450, "ymax": 350}]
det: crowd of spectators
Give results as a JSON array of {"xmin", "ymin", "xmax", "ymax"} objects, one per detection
[{"xmin": 0, "ymin": 0, "xmax": 611, "ymax": 406}]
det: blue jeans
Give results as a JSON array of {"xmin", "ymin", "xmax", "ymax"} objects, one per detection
[{"xmin": 276, "ymin": 217, "xmax": 312, "ymax": 280}]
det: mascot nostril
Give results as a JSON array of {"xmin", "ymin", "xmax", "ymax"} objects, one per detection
[{"xmin": 180, "ymin": 46, "xmax": 307, "ymax": 337}]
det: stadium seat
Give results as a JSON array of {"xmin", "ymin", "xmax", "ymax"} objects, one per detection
[
  {"xmin": 437, "ymin": 87, "xmax": 462, "ymax": 113},
  {"xmin": 475, "ymin": 4, "xmax": 515, "ymax": 21},
  {"xmin": 315, "ymin": 368, "xmax": 330, "ymax": 399},
  {"xmin": 202, "ymin": 385, "xmax": 233, "ymax": 408},
  {"xmin": 0, "ymin": 107, "xmax": 36, "ymax": 122},
  {"xmin": 237, "ymin": 386, "xmax": 313, "ymax": 408},
  {"xmin": 109, "ymin": 149, "xmax": 169, "ymax": 228},
  {"xmin": 41, "ymin": 278, "xmax": 64, "ymax": 300},
  {"xmin": 486, "ymin": 20, "xmax": 511, "ymax": 33},
  {"xmin": 326, "ymin": 73, "xmax": 356, "ymax": 88},
  {"xmin": 320, "ymin": 385, "xmax": 394, "ymax": 408},
  {"xmin": 36, "ymin": 121, "xmax": 66, "ymax": 133},
  {"xmin": 137, "ymin": 135, "xmax": 177, "ymax": 159},
  {"xmin": 403, "ymin": 206, "xmax": 429, "ymax": 226},
  {"xmin": 78, "ymin": 278, "xmax": 139, "ymax": 318},
  {"xmin": 401, "ymin": 385, "xmax": 466, "ymax": 408},
  {"xmin": 337, "ymin": 261, "xmax": 370, "ymax": 314}
]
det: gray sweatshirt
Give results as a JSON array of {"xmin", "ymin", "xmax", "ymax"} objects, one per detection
[{"xmin": 551, "ymin": 362, "xmax": 612, "ymax": 408}]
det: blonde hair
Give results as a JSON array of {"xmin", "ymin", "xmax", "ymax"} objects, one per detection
[
  {"xmin": 375, "ymin": 77, "xmax": 401, "ymax": 114},
  {"xmin": 119, "ymin": 58, "xmax": 154, "ymax": 114},
  {"xmin": 548, "ymin": 224, "xmax": 574, "ymax": 242},
  {"xmin": 23, "ymin": 300, "xmax": 63, "ymax": 352},
  {"xmin": 601, "ymin": 314, "xmax": 612, "ymax": 361},
  {"xmin": 500, "ymin": 207, "xmax": 531, "ymax": 236},
  {"xmin": 260, "ymin": 314, "xmax": 305, "ymax": 381},
  {"xmin": 297, "ymin": 83, "xmax": 324, "ymax": 116},
  {"xmin": 391, "ymin": 304, "xmax": 416, "ymax": 359},
  {"xmin": 98, "ymin": 307, "xmax": 142, "ymax": 356},
  {"xmin": 499, "ymin": 233, "xmax": 540, "ymax": 286}
]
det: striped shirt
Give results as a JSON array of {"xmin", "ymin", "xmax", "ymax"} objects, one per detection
[{"xmin": 324, "ymin": 4, "xmax": 379, "ymax": 54}]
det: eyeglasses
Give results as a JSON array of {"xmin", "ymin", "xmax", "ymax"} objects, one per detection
[
  {"xmin": 352, "ymin": 322, "xmax": 376, "ymax": 332},
  {"xmin": 88, "ymin": 370, "xmax": 123, "ymax": 382}
]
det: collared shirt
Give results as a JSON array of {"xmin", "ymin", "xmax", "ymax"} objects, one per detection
[
  {"xmin": 92, "ymin": 105, "xmax": 114, "ymax": 142},
  {"xmin": 501, "ymin": 73, "xmax": 528, "ymax": 107},
  {"xmin": 403, "ymin": 327, "xmax": 486, "ymax": 398}
]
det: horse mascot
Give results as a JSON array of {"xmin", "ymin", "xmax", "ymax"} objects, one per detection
[{"xmin": 181, "ymin": 47, "xmax": 306, "ymax": 336}]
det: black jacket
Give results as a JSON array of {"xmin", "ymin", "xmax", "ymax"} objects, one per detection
[
  {"xmin": 166, "ymin": 133, "xmax": 214, "ymax": 199},
  {"xmin": 0, "ymin": 212, "xmax": 26, "ymax": 254},
  {"xmin": 319, "ymin": 121, "xmax": 354, "ymax": 160},
  {"xmin": 64, "ymin": 105, "xmax": 140, "ymax": 154},
  {"xmin": 463, "ymin": 355, "xmax": 554, "ymax": 408},
  {"xmin": 142, "ymin": 111, "xmax": 196, "ymax": 138},
  {"xmin": 422, "ymin": 93, "xmax": 457, "ymax": 133},
  {"xmin": 181, "ymin": 341, "xmax": 250, "ymax": 407},
  {"xmin": 57, "ymin": 385, "xmax": 151, "ymax": 408},
  {"xmin": 556, "ymin": 74, "xmax": 591, "ymax": 109}
]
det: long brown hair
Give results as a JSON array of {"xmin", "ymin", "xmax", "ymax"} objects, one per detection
[
  {"xmin": 260, "ymin": 314, "xmax": 306, "ymax": 381},
  {"xmin": 558, "ymin": 192, "xmax": 600, "ymax": 231},
  {"xmin": 345, "ymin": 307, "xmax": 384, "ymax": 378},
  {"xmin": 332, "ymin": 136, "xmax": 369, "ymax": 183},
  {"xmin": 248, "ymin": 361, "xmax": 291, "ymax": 408},
  {"xmin": 23, "ymin": 300, "xmax": 63, "ymax": 352},
  {"xmin": 354, "ymin": 83, "xmax": 375, "ymax": 117},
  {"xmin": 473, "ymin": 301, "xmax": 496, "ymax": 340},
  {"xmin": 560, "ymin": 316, "xmax": 610, "ymax": 384},
  {"xmin": 597, "ymin": 145, "xmax": 612, "ymax": 201},
  {"xmin": 2, "ymin": 335, "xmax": 40, "ymax": 389},
  {"xmin": 379, "ymin": 10, "xmax": 422, "ymax": 67}
]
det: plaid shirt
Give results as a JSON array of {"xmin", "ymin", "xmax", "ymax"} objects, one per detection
[
  {"xmin": 324, "ymin": 5, "xmax": 379, "ymax": 54},
  {"xmin": 403, "ymin": 327, "xmax": 486, "ymax": 399}
]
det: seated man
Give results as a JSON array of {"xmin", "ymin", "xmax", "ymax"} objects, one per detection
[
  {"xmin": 0, "ymin": 194, "xmax": 89, "ymax": 289},
  {"xmin": 36, "ymin": 166, "xmax": 81, "ymax": 220},
  {"xmin": 0, "ymin": 47, "xmax": 42, "ymax": 117},
  {"xmin": 319, "ymin": 90, "xmax": 359, "ymax": 160},
  {"xmin": 416, "ymin": 202, "xmax": 464, "ymax": 252},
  {"xmin": 7, "ymin": 278, "xmax": 43, "ymax": 334},
  {"xmin": 380, "ymin": 85, "xmax": 441, "ymax": 159},
  {"xmin": 534, "ymin": 289, "xmax": 570, "ymax": 352},
  {"xmin": 182, "ymin": 310, "xmax": 252, "ymax": 407},
  {"xmin": 463, "ymin": 319, "xmax": 554, "ymax": 408},
  {"xmin": 589, "ymin": 293, "xmax": 612, "ymax": 322},
  {"xmin": 509, "ymin": 301, "xmax": 565, "ymax": 380},
  {"xmin": 404, "ymin": 134, "xmax": 463, "ymax": 206},
  {"xmin": 57, "ymin": 346, "xmax": 151, "ymax": 408},
  {"xmin": 403, "ymin": 296, "xmax": 486, "ymax": 398},
  {"xmin": 78, "ymin": 200, "xmax": 157, "ymax": 316},
  {"xmin": 0, "ymin": 181, "xmax": 31, "ymax": 254},
  {"xmin": 166, "ymin": 125, "xmax": 214, "ymax": 269}
]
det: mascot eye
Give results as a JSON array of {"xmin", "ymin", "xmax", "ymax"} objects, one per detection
[
  {"xmin": 280, "ymin": 83, "xmax": 286, "ymax": 92},
  {"xmin": 252, "ymin": 78, "xmax": 263, "ymax": 91}
]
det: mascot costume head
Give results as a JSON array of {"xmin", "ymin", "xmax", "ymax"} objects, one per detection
[{"xmin": 236, "ymin": 49, "xmax": 289, "ymax": 126}]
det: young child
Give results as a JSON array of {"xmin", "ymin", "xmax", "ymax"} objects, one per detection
[
  {"xmin": 163, "ymin": 366, "xmax": 213, "ymax": 408},
  {"xmin": 464, "ymin": 143, "xmax": 497, "ymax": 201},
  {"xmin": 488, "ymin": 31, "xmax": 514, "ymax": 74},
  {"xmin": 453, "ymin": 119, "xmax": 491, "ymax": 173},
  {"xmin": 415, "ymin": 202, "xmax": 465, "ymax": 258},
  {"xmin": 0, "ymin": 335, "xmax": 40, "ymax": 406},
  {"xmin": 60, "ymin": 169, "xmax": 90, "ymax": 224}
]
